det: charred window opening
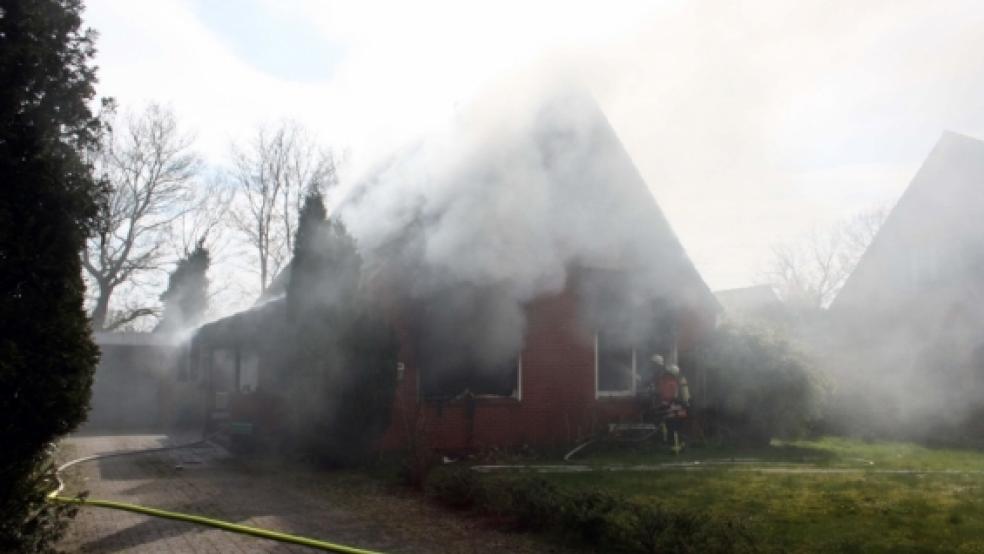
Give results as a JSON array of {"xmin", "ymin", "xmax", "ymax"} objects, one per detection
[
  {"xmin": 203, "ymin": 345, "xmax": 260, "ymax": 393},
  {"xmin": 211, "ymin": 349, "xmax": 237, "ymax": 393},
  {"xmin": 596, "ymin": 332, "xmax": 636, "ymax": 396},
  {"xmin": 239, "ymin": 352, "xmax": 260, "ymax": 393},
  {"xmin": 410, "ymin": 283, "xmax": 525, "ymax": 401},
  {"xmin": 420, "ymin": 355, "xmax": 521, "ymax": 400}
]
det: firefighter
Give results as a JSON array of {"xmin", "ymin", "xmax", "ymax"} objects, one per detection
[
  {"xmin": 638, "ymin": 354, "xmax": 665, "ymax": 417},
  {"xmin": 657, "ymin": 362, "xmax": 679, "ymax": 407},
  {"xmin": 676, "ymin": 365, "xmax": 691, "ymax": 407},
  {"xmin": 646, "ymin": 354, "xmax": 666, "ymax": 397},
  {"xmin": 657, "ymin": 362, "xmax": 689, "ymax": 453}
]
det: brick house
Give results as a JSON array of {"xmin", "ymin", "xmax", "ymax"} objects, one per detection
[
  {"xmin": 377, "ymin": 273, "xmax": 716, "ymax": 452},
  {"xmin": 193, "ymin": 93, "xmax": 719, "ymax": 451}
]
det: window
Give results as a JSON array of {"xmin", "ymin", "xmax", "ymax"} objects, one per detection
[
  {"xmin": 211, "ymin": 349, "xmax": 236, "ymax": 392},
  {"xmin": 596, "ymin": 332, "xmax": 636, "ymax": 397},
  {"xmin": 239, "ymin": 352, "xmax": 259, "ymax": 393},
  {"xmin": 420, "ymin": 354, "xmax": 522, "ymax": 400}
]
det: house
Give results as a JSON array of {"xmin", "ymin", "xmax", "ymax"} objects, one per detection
[
  {"xmin": 84, "ymin": 332, "xmax": 202, "ymax": 431},
  {"xmin": 828, "ymin": 131, "xmax": 984, "ymax": 439},
  {"xmin": 193, "ymin": 90, "xmax": 719, "ymax": 451},
  {"xmin": 714, "ymin": 285, "xmax": 785, "ymax": 325}
]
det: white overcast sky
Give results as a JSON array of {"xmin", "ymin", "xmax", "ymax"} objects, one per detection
[{"xmin": 83, "ymin": 0, "xmax": 984, "ymax": 294}]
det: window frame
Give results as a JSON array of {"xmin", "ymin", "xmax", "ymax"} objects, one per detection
[
  {"xmin": 594, "ymin": 333, "xmax": 637, "ymax": 398},
  {"xmin": 418, "ymin": 354, "xmax": 523, "ymax": 402}
]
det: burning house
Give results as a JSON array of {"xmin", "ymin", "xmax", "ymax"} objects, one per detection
[
  {"xmin": 828, "ymin": 131, "xmax": 984, "ymax": 440},
  {"xmin": 193, "ymin": 87, "xmax": 719, "ymax": 451}
]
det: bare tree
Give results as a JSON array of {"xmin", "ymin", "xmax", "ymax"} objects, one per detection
[
  {"xmin": 82, "ymin": 104, "xmax": 202, "ymax": 331},
  {"xmin": 766, "ymin": 207, "xmax": 888, "ymax": 310},
  {"xmin": 768, "ymin": 229, "xmax": 848, "ymax": 309},
  {"xmin": 840, "ymin": 207, "xmax": 888, "ymax": 270},
  {"xmin": 229, "ymin": 121, "xmax": 337, "ymax": 291},
  {"xmin": 171, "ymin": 176, "xmax": 233, "ymax": 257}
]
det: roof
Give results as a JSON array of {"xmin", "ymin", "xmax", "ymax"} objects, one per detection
[
  {"xmin": 195, "ymin": 298, "xmax": 286, "ymax": 348},
  {"xmin": 208, "ymin": 86, "xmax": 719, "ymax": 353},
  {"xmin": 257, "ymin": 262, "xmax": 290, "ymax": 304},
  {"xmin": 715, "ymin": 285, "xmax": 782, "ymax": 314},
  {"xmin": 831, "ymin": 131, "xmax": 984, "ymax": 313},
  {"xmin": 343, "ymin": 86, "xmax": 719, "ymax": 315}
]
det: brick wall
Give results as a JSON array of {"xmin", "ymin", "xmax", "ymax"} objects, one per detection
[{"xmin": 379, "ymin": 286, "xmax": 689, "ymax": 452}]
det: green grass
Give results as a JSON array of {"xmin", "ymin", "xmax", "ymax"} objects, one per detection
[{"xmin": 474, "ymin": 437, "xmax": 984, "ymax": 553}]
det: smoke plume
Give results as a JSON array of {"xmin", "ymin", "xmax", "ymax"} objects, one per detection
[{"xmin": 337, "ymin": 78, "xmax": 709, "ymax": 390}]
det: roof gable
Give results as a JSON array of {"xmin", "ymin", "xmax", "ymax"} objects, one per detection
[
  {"xmin": 343, "ymin": 87, "xmax": 717, "ymax": 313},
  {"xmin": 831, "ymin": 131, "xmax": 984, "ymax": 312}
]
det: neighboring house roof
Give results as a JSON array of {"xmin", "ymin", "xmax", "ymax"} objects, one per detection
[
  {"xmin": 715, "ymin": 285, "xmax": 782, "ymax": 315},
  {"xmin": 831, "ymin": 131, "xmax": 984, "ymax": 314}
]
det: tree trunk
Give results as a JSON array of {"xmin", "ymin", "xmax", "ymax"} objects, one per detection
[
  {"xmin": 260, "ymin": 255, "xmax": 268, "ymax": 293},
  {"xmin": 90, "ymin": 281, "xmax": 112, "ymax": 331}
]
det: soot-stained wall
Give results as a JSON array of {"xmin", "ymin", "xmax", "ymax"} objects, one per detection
[{"xmin": 379, "ymin": 283, "xmax": 713, "ymax": 452}]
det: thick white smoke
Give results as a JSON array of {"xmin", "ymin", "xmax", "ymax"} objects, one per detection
[{"xmin": 336, "ymin": 77, "xmax": 709, "ymax": 382}]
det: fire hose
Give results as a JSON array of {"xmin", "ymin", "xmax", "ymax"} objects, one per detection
[{"xmin": 48, "ymin": 437, "xmax": 384, "ymax": 554}]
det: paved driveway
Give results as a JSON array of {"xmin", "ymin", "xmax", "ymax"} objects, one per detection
[{"xmin": 57, "ymin": 434, "xmax": 567, "ymax": 553}]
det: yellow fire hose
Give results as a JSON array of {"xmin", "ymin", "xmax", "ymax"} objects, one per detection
[{"xmin": 48, "ymin": 439, "xmax": 384, "ymax": 554}]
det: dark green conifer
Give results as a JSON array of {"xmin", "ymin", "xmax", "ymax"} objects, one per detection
[
  {"xmin": 156, "ymin": 240, "xmax": 210, "ymax": 333},
  {"xmin": 0, "ymin": 0, "xmax": 104, "ymax": 550},
  {"xmin": 282, "ymin": 192, "xmax": 397, "ymax": 465}
]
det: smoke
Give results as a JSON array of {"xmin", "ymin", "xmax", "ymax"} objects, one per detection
[
  {"xmin": 336, "ymin": 76, "xmax": 707, "ymax": 390},
  {"xmin": 814, "ymin": 132, "xmax": 984, "ymax": 443}
]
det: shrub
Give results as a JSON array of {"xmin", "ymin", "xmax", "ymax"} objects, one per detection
[
  {"xmin": 427, "ymin": 471, "xmax": 561, "ymax": 530},
  {"xmin": 560, "ymin": 490, "xmax": 618, "ymax": 543},
  {"xmin": 696, "ymin": 322, "xmax": 828, "ymax": 445},
  {"xmin": 616, "ymin": 501, "xmax": 756, "ymax": 554},
  {"xmin": 425, "ymin": 467, "xmax": 485, "ymax": 509},
  {"xmin": 427, "ymin": 468, "xmax": 759, "ymax": 552},
  {"xmin": 499, "ymin": 477, "xmax": 562, "ymax": 531},
  {"xmin": 1, "ymin": 455, "xmax": 81, "ymax": 554}
]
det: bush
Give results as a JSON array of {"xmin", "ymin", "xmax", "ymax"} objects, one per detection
[
  {"xmin": 616, "ymin": 501, "xmax": 755, "ymax": 554},
  {"xmin": 426, "ymin": 470, "xmax": 561, "ymax": 530},
  {"xmin": 0, "ymin": 454, "xmax": 81, "ymax": 554},
  {"xmin": 424, "ymin": 467, "xmax": 485, "ymax": 509},
  {"xmin": 560, "ymin": 490, "xmax": 618, "ymax": 543},
  {"xmin": 696, "ymin": 323, "xmax": 828, "ymax": 445},
  {"xmin": 499, "ymin": 477, "xmax": 562, "ymax": 531},
  {"xmin": 426, "ymin": 468, "xmax": 757, "ymax": 553}
]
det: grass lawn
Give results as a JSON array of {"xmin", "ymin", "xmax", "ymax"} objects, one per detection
[{"xmin": 460, "ymin": 437, "xmax": 984, "ymax": 553}]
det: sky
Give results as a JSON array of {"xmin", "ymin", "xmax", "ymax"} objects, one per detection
[{"xmin": 83, "ymin": 0, "xmax": 984, "ymax": 301}]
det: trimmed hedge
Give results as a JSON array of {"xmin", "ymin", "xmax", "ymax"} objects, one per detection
[{"xmin": 425, "ymin": 467, "xmax": 756, "ymax": 553}]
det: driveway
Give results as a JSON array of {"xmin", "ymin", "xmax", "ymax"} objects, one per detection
[{"xmin": 57, "ymin": 434, "xmax": 568, "ymax": 553}]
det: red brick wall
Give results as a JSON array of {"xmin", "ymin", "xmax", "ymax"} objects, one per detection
[{"xmin": 379, "ymin": 286, "xmax": 665, "ymax": 452}]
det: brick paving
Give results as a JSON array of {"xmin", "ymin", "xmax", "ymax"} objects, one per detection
[{"xmin": 57, "ymin": 434, "xmax": 567, "ymax": 553}]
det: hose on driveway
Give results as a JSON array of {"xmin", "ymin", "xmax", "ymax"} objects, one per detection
[{"xmin": 48, "ymin": 437, "xmax": 384, "ymax": 554}]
